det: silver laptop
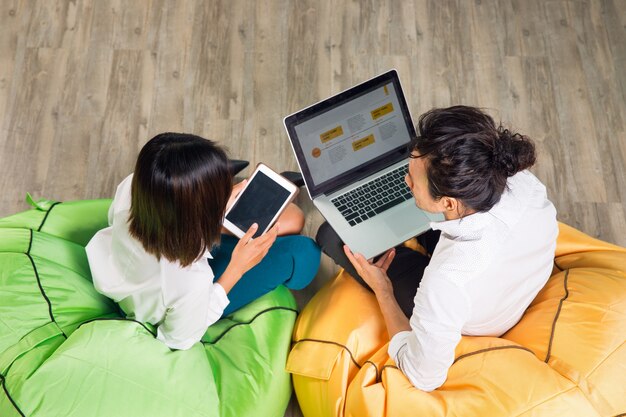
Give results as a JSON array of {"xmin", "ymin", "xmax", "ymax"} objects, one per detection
[{"xmin": 284, "ymin": 69, "xmax": 443, "ymax": 259}]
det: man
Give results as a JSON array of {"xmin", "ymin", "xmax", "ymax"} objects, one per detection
[{"xmin": 316, "ymin": 105, "xmax": 558, "ymax": 390}]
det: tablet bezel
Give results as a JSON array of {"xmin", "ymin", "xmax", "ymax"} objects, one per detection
[{"xmin": 223, "ymin": 163, "xmax": 299, "ymax": 239}]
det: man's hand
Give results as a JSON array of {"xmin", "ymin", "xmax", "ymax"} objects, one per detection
[
  {"xmin": 344, "ymin": 245, "xmax": 411, "ymax": 338},
  {"xmin": 343, "ymin": 246, "xmax": 396, "ymax": 295}
]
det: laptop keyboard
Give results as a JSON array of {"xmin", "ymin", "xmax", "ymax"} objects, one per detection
[{"xmin": 330, "ymin": 164, "xmax": 413, "ymax": 227}]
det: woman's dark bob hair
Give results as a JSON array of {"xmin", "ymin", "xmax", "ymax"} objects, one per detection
[
  {"xmin": 410, "ymin": 105, "xmax": 536, "ymax": 213},
  {"xmin": 129, "ymin": 132, "xmax": 232, "ymax": 267}
]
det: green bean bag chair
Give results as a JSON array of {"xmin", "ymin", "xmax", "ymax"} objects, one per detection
[{"xmin": 0, "ymin": 196, "xmax": 298, "ymax": 417}]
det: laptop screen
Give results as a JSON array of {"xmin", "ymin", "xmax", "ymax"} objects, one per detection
[{"xmin": 284, "ymin": 70, "xmax": 416, "ymax": 198}]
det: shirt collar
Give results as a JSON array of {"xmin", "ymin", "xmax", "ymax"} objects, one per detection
[
  {"xmin": 429, "ymin": 210, "xmax": 491, "ymax": 239},
  {"xmin": 429, "ymin": 171, "xmax": 533, "ymax": 239},
  {"xmin": 202, "ymin": 250, "xmax": 213, "ymax": 260}
]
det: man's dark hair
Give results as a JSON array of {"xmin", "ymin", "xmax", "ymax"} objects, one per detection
[
  {"xmin": 410, "ymin": 105, "xmax": 536, "ymax": 212},
  {"xmin": 129, "ymin": 132, "xmax": 232, "ymax": 267}
]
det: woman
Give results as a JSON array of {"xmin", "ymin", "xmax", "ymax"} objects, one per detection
[
  {"xmin": 86, "ymin": 132, "xmax": 321, "ymax": 350},
  {"xmin": 316, "ymin": 106, "xmax": 558, "ymax": 391}
]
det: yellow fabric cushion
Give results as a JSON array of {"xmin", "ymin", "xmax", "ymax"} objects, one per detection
[
  {"xmin": 287, "ymin": 272, "xmax": 387, "ymax": 417},
  {"xmin": 288, "ymin": 223, "xmax": 626, "ymax": 416}
]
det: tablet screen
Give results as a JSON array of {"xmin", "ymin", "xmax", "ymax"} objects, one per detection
[{"xmin": 225, "ymin": 171, "xmax": 291, "ymax": 238}]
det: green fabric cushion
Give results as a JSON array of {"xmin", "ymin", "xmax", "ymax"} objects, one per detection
[
  {"xmin": 0, "ymin": 196, "xmax": 112, "ymax": 246},
  {"xmin": 0, "ymin": 198, "xmax": 297, "ymax": 417}
]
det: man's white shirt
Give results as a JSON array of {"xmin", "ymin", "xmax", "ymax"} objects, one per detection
[{"xmin": 388, "ymin": 170, "xmax": 558, "ymax": 391}]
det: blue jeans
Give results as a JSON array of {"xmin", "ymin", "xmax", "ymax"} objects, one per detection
[{"xmin": 210, "ymin": 234, "xmax": 321, "ymax": 316}]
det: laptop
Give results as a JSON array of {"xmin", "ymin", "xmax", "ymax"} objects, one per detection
[{"xmin": 284, "ymin": 69, "xmax": 443, "ymax": 259}]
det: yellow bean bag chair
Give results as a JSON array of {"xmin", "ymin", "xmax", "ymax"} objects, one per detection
[{"xmin": 286, "ymin": 223, "xmax": 626, "ymax": 417}]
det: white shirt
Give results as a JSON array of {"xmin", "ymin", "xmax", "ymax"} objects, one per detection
[
  {"xmin": 86, "ymin": 175, "xmax": 230, "ymax": 350},
  {"xmin": 388, "ymin": 170, "xmax": 558, "ymax": 391}
]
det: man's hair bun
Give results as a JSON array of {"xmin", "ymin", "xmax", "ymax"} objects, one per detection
[
  {"xmin": 410, "ymin": 105, "xmax": 538, "ymax": 213},
  {"xmin": 494, "ymin": 127, "xmax": 536, "ymax": 177}
]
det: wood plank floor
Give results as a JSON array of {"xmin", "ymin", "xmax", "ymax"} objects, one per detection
[{"xmin": 1, "ymin": 1, "xmax": 625, "ymax": 416}]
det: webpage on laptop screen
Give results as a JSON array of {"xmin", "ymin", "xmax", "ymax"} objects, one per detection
[{"xmin": 294, "ymin": 82, "xmax": 411, "ymax": 187}]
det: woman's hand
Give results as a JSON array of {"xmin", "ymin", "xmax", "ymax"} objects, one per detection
[
  {"xmin": 343, "ymin": 246, "xmax": 396, "ymax": 295},
  {"xmin": 231, "ymin": 222, "xmax": 279, "ymax": 274},
  {"xmin": 217, "ymin": 222, "xmax": 280, "ymax": 293}
]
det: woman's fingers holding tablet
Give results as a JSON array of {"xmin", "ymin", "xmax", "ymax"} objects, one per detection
[
  {"xmin": 240, "ymin": 222, "xmax": 258, "ymax": 243},
  {"xmin": 251, "ymin": 223, "xmax": 279, "ymax": 261},
  {"xmin": 253, "ymin": 222, "xmax": 279, "ymax": 254},
  {"xmin": 231, "ymin": 223, "xmax": 279, "ymax": 274},
  {"xmin": 229, "ymin": 224, "xmax": 259, "ymax": 271},
  {"xmin": 262, "ymin": 222, "xmax": 280, "ymax": 243}
]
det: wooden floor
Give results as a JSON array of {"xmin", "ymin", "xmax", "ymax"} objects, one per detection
[{"xmin": 1, "ymin": 1, "xmax": 625, "ymax": 416}]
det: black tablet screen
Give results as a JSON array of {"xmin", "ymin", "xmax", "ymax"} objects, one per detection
[{"xmin": 225, "ymin": 171, "xmax": 291, "ymax": 238}]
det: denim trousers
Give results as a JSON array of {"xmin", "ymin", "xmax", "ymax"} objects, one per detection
[{"xmin": 210, "ymin": 234, "xmax": 321, "ymax": 316}]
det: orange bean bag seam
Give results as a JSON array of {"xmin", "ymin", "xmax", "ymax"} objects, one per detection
[
  {"xmin": 544, "ymin": 269, "xmax": 570, "ymax": 363},
  {"xmin": 585, "ymin": 341, "xmax": 625, "ymax": 379},
  {"xmin": 512, "ymin": 386, "xmax": 582, "ymax": 417},
  {"xmin": 294, "ymin": 340, "xmax": 540, "ymax": 385},
  {"xmin": 379, "ymin": 345, "xmax": 536, "ymax": 384},
  {"xmin": 454, "ymin": 344, "xmax": 535, "ymax": 364},
  {"xmin": 292, "ymin": 339, "xmax": 363, "ymax": 369}
]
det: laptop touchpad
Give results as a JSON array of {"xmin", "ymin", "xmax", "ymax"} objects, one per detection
[{"xmin": 385, "ymin": 210, "xmax": 429, "ymax": 237}]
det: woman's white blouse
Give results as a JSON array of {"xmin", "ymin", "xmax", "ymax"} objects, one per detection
[
  {"xmin": 86, "ymin": 174, "xmax": 230, "ymax": 350},
  {"xmin": 388, "ymin": 170, "xmax": 558, "ymax": 391}
]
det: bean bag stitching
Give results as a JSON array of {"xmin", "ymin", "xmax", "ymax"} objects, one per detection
[
  {"xmin": 1, "ymin": 228, "xmax": 68, "ymax": 417},
  {"xmin": 357, "ymin": 361, "xmax": 382, "ymax": 383},
  {"xmin": 572, "ymin": 341, "xmax": 626, "ymax": 415},
  {"xmin": 77, "ymin": 317, "xmax": 156, "ymax": 336},
  {"xmin": 511, "ymin": 386, "xmax": 581, "ymax": 417},
  {"xmin": 26, "ymin": 229, "xmax": 33, "ymax": 254},
  {"xmin": 554, "ymin": 260, "xmax": 563, "ymax": 272},
  {"xmin": 36, "ymin": 202, "xmax": 61, "ymax": 232},
  {"xmin": 364, "ymin": 360, "xmax": 379, "ymax": 375},
  {"xmin": 454, "ymin": 345, "xmax": 535, "ymax": 363},
  {"xmin": 585, "ymin": 340, "xmax": 625, "ymax": 380},
  {"xmin": 0, "ymin": 374, "xmax": 26, "ymax": 417},
  {"xmin": 203, "ymin": 307, "xmax": 298, "ymax": 345},
  {"xmin": 77, "ymin": 307, "xmax": 299, "ymax": 346},
  {"xmin": 26, "ymin": 229, "xmax": 68, "ymax": 340},
  {"xmin": 378, "ymin": 345, "xmax": 539, "ymax": 385},
  {"xmin": 377, "ymin": 364, "xmax": 396, "ymax": 383},
  {"xmin": 13, "ymin": 228, "xmax": 78, "ymax": 267},
  {"xmin": 291, "ymin": 339, "xmax": 361, "ymax": 369},
  {"xmin": 380, "ymin": 364, "xmax": 397, "ymax": 373},
  {"xmin": 545, "ymin": 269, "xmax": 570, "ymax": 363}
]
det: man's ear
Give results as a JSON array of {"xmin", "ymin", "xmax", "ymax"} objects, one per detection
[
  {"xmin": 440, "ymin": 196, "xmax": 473, "ymax": 220},
  {"xmin": 442, "ymin": 196, "xmax": 458, "ymax": 213}
]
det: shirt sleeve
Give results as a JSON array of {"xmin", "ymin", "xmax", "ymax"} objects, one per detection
[
  {"xmin": 388, "ymin": 277, "xmax": 471, "ymax": 391},
  {"xmin": 157, "ymin": 267, "xmax": 230, "ymax": 350},
  {"xmin": 108, "ymin": 174, "xmax": 134, "ymax": 226}
]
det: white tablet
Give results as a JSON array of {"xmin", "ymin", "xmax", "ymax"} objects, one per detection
[{"xmin": 223, "ymin": 163, "xmax": 299, "ymax": 238}]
